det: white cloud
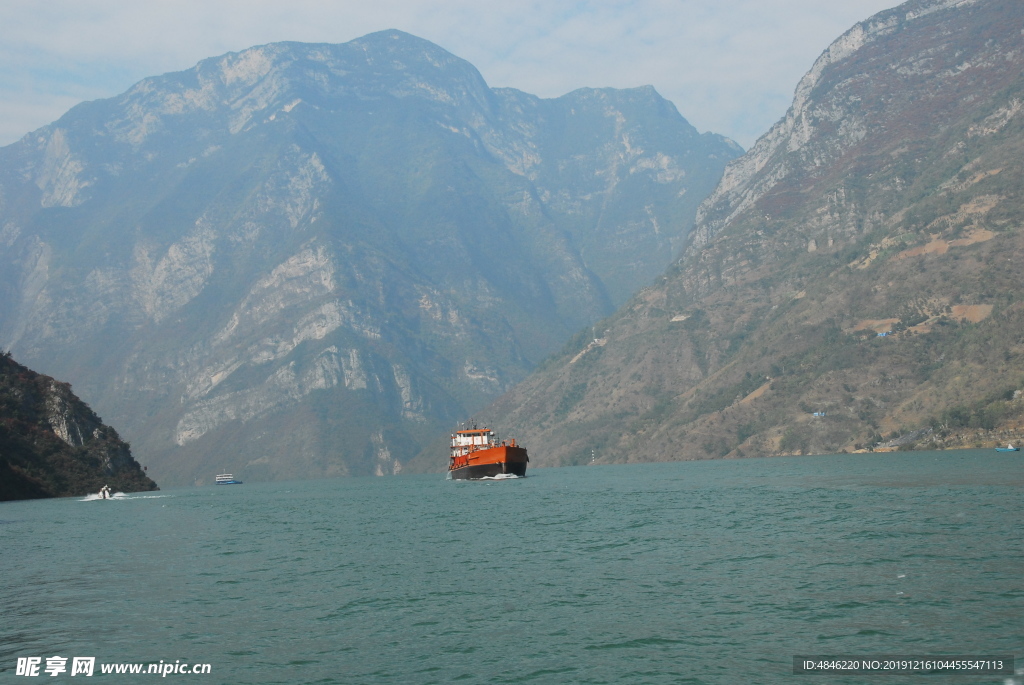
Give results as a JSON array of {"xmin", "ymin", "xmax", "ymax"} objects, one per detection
[{"xmin": 0, "ymin": 0, "xmax": 898, "ymax": 147}]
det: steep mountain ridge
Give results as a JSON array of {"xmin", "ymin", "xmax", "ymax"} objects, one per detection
[
  {"xmin": 0, "ymin": 31, "xmax": 739, "ymax": 484},
  {"xmin": 0, "ymin": 353, "xmax": 157, "ymax": 501},
  {"xmin": 485, "ymin": 0, "xmax": 1024, "ymax": 465}
]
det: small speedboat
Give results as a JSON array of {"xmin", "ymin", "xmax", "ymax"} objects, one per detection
[{"xmin": 994, "ymin": 444, "xmax": 1020, "ymax": 452}]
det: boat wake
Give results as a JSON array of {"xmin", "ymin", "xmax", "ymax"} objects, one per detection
[
  {"xmin": 80, "ymin": 493, "xmax": 168, "ymax": 501},
  {"xmin": 478, "ymin": 473, "xmax": 523, "ymax": 480},
  {"xmin": 80, "ymin": 492, "xmax": 126, "ymax": 501}
]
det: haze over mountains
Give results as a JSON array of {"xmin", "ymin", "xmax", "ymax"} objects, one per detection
[
  {"xmin": 4, "ymin": 0, "xmax": 1022, "ymax": 486},
  {"xmin": 487, "ymin": 0, "xmax": 1024, "ymax": 465},
  {"xmin": 0, "ymin": 31, "xmax": 740, "ymax": 485}
]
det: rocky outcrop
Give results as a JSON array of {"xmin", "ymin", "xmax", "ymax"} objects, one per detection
[{"xmin": 0, "ymin": 353, "xmax": 158, "ymax": 501}]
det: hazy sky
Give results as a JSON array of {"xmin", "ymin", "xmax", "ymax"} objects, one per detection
[{"xmin": 0, "ymin": 1, "xmax": 900, "ymax": 149}]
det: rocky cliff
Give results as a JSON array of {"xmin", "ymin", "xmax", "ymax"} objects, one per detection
[
  {"xmin": 484, "ymin": 0, "xmax": 1024, "ymax": 465},
  {"xmin": 0, "ymin": 31, "xmax": 740, "ymax": 484},
  {"xmin": 0, "ymin": 353, "xmax": 157, "ymax": 500}
]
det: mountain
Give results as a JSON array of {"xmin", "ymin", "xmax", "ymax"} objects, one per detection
[
  {"xmin": 485, "ymin": 0, "xmax": 1024, "ymax": 465},
  {"xmin": 0, "ymin": 352, "xmax": 157, "ymax": 501},
  {"xmin": 0, "ymin": 31, "xmax": 740, "ymax": 485}
]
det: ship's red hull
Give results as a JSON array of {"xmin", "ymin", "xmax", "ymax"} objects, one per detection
[{"xmin": 448, "ymin": 445, "xmax": 528, "ymax": 480}]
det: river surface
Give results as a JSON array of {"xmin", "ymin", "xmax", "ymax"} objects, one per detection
[{"xmin": 2, "ymin": 450, "xmax": 1021, "ymax": 684}]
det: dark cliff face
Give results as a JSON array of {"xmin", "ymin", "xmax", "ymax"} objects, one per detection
[
  {"xmin": 0, "ymin": 31, "xmax": 740, "ymax": 485},
  {"xmin": 485, "ymin": 0, "xmax": 1024, "ymax": 465},
  {"xmin": 0, "ymin": 353, "xmax": 158, "ymax": 501}
]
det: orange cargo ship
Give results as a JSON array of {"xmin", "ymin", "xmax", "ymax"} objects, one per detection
[{"xmin": 448, "ymin": 426, "xmax": 528, "ymax": 479}]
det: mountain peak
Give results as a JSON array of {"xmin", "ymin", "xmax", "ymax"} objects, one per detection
[
  {"xmin": 347, "ymin": 28, "xmax": 471, "ymax": 66},
  {"xmin": 692, "ymin": 0, "xmax": 1010, "ymax": 244},
  {"xmin": 0, "ymin": 31, "xmax": 740, "ymax": 484},
  {"xmin": 80, "ymin": 32, "xmax": 494, "ymax": 148}
]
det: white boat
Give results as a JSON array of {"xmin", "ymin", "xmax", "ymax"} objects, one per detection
[{"xmin": 215, "ymin": 473, "xmax": 243, "ymax": 485}]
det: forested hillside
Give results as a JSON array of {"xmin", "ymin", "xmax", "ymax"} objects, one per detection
[
  {"xmin": 481, "ymin": 0, "xmax": 1024, "ymax": 466},
  {"xmin": 0, "ymin": 353, "xmax": 157, "ymax": 500}
]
